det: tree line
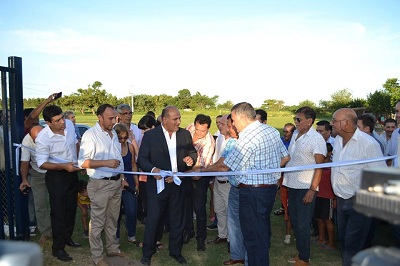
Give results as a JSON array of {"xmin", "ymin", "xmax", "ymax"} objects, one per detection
[{"xmin": 22, "ymin": 78, "xmax": 399, "ymax": 118}]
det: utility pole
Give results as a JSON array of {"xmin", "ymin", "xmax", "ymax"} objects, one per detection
[{"xmin": 129, "ymin": 85, "xmax": 134, "ymax": 113}]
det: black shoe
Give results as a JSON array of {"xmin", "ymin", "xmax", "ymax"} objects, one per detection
[
  {"xmin": 52, "ymin": 249, "xmax": 72, "ymax": 262},
  {"xmin": 65, "ymin": 239, "xmax": 81, "ymax": 247},
  {"xmin": 170, "ymin": 254, "xmax": 187, "ymax": 264},
  {"xmin": 140, "ymin": 256, "xmax": 151, "ymax": 265},
  {"xmin": 183, "ymin": 230, "xmax": 195, "ymax": 244},
  {"xmin": 197, "ymin": 239, "xmax": 206, "ymax": 251},
  {"xmin": 206, "ymin": 223, "xmax": 218, "ymax": 230}
]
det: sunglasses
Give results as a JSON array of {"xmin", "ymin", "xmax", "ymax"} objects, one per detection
[{"xmin": 293, "ymin": 117, "xmax": 302, "ymax": 123}]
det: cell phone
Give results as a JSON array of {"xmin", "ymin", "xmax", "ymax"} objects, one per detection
[
  {"xmin": 124, "ymin": 185, "xmax": 138, "ymax": 196},
  {"xmin": 22, "ymin": 187, "xmax": 30, "ymax": 194},
  {"xmin": 53, "ymin": 92, "xmax": 62, "ymax": 100}
]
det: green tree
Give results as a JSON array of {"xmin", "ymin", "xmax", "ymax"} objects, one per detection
[
  {"xmin": 382, "ymin": 78, "xmax": 400, "ymax": 106},
  {"xmin": 367, "ymin": 90, "xmax": 392, "ymax": 119},
  {"xmin": 260, "ymin": 99, "xmax": 285, "ymax": 112},
  {"xmin": 330, "ymin": 89, "xmax": 352, "ymax": 111}
]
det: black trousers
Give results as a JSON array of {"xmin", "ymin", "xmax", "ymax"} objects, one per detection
[
  {"xmin": 45, "ymin": 170, "xmax": 78, "ymax": 251},
  {"xmin": 143, "ymin": 183, "xmax": 184, "ymax": 258}
]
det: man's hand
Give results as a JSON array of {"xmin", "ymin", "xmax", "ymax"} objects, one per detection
[
  {"xmin": 152, "ymin": 168, "xmax": 162, "ymax": 180},
  {"xmin": 303, "ymin": 190, "xmax": 316, "ymax": 204},
  {"xmin": 64, "ymin": 162, "xmax": 81, "ymax": 172},
  {"xmin": 107, "ymin": 159, "xmax": 121, "ymax": 168},
  {"xmin": 19, "ymin": 181, "xmax": 31, "ymax": 192},
  {"xmin": 183, "ymin": 156, "xmax": 194, "ymax": 167}
]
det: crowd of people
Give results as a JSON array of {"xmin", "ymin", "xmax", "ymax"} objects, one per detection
[{"xmin": 10, "ymin": 94, "xmax": 400, "ymax": 266}]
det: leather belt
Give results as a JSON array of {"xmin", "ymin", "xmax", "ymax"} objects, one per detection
[
  {"xmin": 238, "ymin": 183, "xmax": 276, "ymax": 188},
  {"xmin": 101, "ymin": 174, "xmax": 120, "ymax": 181},
  {"xmin": 217, "ymin": 180, "xmax": 229, "ymax": 184}
]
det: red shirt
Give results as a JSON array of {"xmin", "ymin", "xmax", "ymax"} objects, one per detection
[{"xmin": 318, "ymin": 167, "xmax": 335, "ymax": 199}]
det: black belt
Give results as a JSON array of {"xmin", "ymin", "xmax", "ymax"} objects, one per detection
[
  {"xmin": 238, "ymin": 183, "xmax": 276, "ymax": 188},
  {"xmin": 101, "ymin": 174, "xmax": 121, "ymax": 181},
  {"xmin": 217, "ymin": 180, "xmax": 229, "ymax": 184}
]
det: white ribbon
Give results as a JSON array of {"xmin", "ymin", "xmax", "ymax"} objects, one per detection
[{"xmin": 13, "ymin": 142, "xmax": 397, "ymax": 192}]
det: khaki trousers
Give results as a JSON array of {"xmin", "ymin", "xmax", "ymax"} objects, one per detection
[
  {"xmin": 87, "ymin": 178, "xmax": 122, "ymax": 262},
  {"xmin": 213, "ymin": 180, "xmax": 230, "ymax": 239}
]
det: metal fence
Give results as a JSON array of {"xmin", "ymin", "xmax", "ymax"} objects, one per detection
[{"xmin": 0, "ymin": 56, "xmax": 28, "ymax": 240}]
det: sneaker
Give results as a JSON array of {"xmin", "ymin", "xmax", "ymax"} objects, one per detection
[
  {"xmin": 83, "ymin": 230, "xmax": 89, "ymax": 238},
  {"xmin": 274, "ymin": 207, "xmax": 285, "ymax": 215},
  {"xmin": 29, "ymin": 226, "xmax": 37, "ymax": 236},
  {"xmin": 206, "ymin": 223, "xmax": 218, "ymax": 230},
  {"xmin": 284, "ymin": 235, "xmax": 291, "ymax": 244}
]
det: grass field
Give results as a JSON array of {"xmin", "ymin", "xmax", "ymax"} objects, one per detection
[{"xmin": 29, "ymin": 110, "xmax": 392, "ymax": 265}]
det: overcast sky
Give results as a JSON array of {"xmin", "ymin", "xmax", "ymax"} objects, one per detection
[{"xmin": 1, "ymin": 0, "xmax": 399, "ymax": 107}]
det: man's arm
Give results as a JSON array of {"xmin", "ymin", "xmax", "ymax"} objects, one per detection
[
  {"xmin": 24, "ymin": 93, "xmax": 59, "ymax": 130},
  {"xmin": 19, "ymin": 161, "xmax": 31, "ymax": 192}
]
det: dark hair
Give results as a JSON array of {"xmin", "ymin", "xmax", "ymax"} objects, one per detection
[
  {"xmin": 255, "ymin": 109, "xmax": 268, "ymax": 123},
  {"xmin": 42, "ymin": 105, "xmax": 63, "ymax": 122},
  {"xmin": 316, "ymin": 120, "xmax": 332, "ymax": 131},
  {"xmin": 96, "ymin": 104, "xmax": 114, "ymax": 116},
  {"xmin": 23, "ymin": 108, "xmax": 34, "ymax": 118},
  {"xmin": 77, "ymin": 179, "xmax": 88, "ymax": 193},
  {"xmin": 284, "ymin": 122, "xmax": 296, "ymax": 132},
  {"xmin": 296, "ymin": 106, "xmax": 316, "ymax": 123},
  {"xmin": 194, "ymin": 114, "xmax": 212, "ymax": 128},
  {"xmin": 145, "ymin": 111, "xmax": 156, "ymax": 119},
  {"xmin": 138, "ymin": 115, "xmax": 157, "ymax": 130},
  {"xmin": 383, "ymin": 118, "xmax": 397, "ymax": 126},
  {"xmin": 358, "ymin": 113, "xmax": 375, "ymax": 133}
]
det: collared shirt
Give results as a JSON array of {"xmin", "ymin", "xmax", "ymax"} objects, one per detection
[
  {"xmin": 224, "ymin": 121, "xmax": 288, "ymax": 185},
  {"xmin": 331, "ymin": 129, "xmax": 387, "ymax": 199},
  {"xmin": 130, "ymin": 123, "xmax": 142, "ymax": 147},
  {"xmin": 213, "ymin": 134, "xmax": 230, "ymax": 181},
  {"xmin": 36, "ymin": 119, "xmax": 78, "ymax": 168},
  {"xmin": 221, "ymin": 137, "xmax": 239, "ymax": 186},
  {"xmin": 78, "ymin": 122, "xmax": 123, "ymax": 179},
  {"xmin": 186, "ymin": 123, "xmax": 215, "ymax": 168},
  {"xmin": 283, "ymin": 128, "xmax": 327, "ymax": 190},
  {"xmin": 387, "ymin": 128, "xmax": 400, "ymax": 166},
  {"xmin": 162, "ymin": 125, "xmax": 178, "ymax": 172},
  {"xmin": 21, "ymin": 133, "xmax": 46, "ymax": 173}
]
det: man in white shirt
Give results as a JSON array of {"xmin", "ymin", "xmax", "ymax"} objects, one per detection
[
  {"xmin": 19, "ymin": 125, "xmax": 51, "ymax": 245},
  {"xmin": 331, "ymin": 108, "xmax": 386, "ymax": 266},
  {"xmin": 78, "ymin": 104, "xmax": 128, "ymax": 266},
  {"xmin": 35, "ymin": 105, "xmax": 81, "ymax": 262}
]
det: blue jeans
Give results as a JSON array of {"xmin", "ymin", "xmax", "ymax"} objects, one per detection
[
  {"xmin": 336, "ymin": 197, "xmax": 372, "ymax": 266},
  {"xmin": 117, "ymin": 178, "xmax": 138, "ymax": 239},
  {"xmin": 227, "ymin": 186, "xmax": 246, "ymax": 261},
  {"xmin": 239, "ymin": 185, "xmax": 277, "ymax": 266},
  {"xmin": 288, "ymin": 189, "xmax": 316, "ymax": 263}
]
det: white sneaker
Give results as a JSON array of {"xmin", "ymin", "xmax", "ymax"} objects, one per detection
[
  {"xmin": 29, "ymin": 226, "xmax": 37, "ymax": 236},
  {"xmin": 284, "ymin": 234, "xmax": 291, "ymax": 244}
]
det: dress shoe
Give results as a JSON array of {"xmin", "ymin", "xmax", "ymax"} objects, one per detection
[
  {"xmin": 208, "ymin": 237, "xmax": 228, "ymax": 244},
  {"xmin": 107, "ymin": 250, "xmax": 127, "ymax": 257},
  {"xmin": 183, "ymin": 230, "xmax": 195, "ymax": 244},
  {"xmin": 140, "ymin": 256, "xmax": 151, "ymax": 265},
  {"xmin": 52, "ymin": 249, "xmax": 72, "ymax": 262},
  {"xmin": 65, "ymin": 239, "xmax": 81, "ymax": 247},
  {"xmin": 197, "ymin": 239, "xmax": 206, "ymax": 251},
  {"xmin": 223, "ymin": 259, "xmax": 245, "ymax": 265},
  {"xmin": 170, "ymin": 254, "xmax": 187, "ymax": 264}
]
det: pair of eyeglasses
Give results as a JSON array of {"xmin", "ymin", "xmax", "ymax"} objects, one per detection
[
  {"xmin": 293, "ymin": 117, "xmax": 302, "ymax": 123},
  {"xmin": 121, "ymin": 112, "xmax": 133, "ymax": 116}
]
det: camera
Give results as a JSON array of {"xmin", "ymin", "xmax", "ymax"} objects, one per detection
[{"xmin": 53, "ymin": 92, "xmax": 62, "ymax": 100}]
